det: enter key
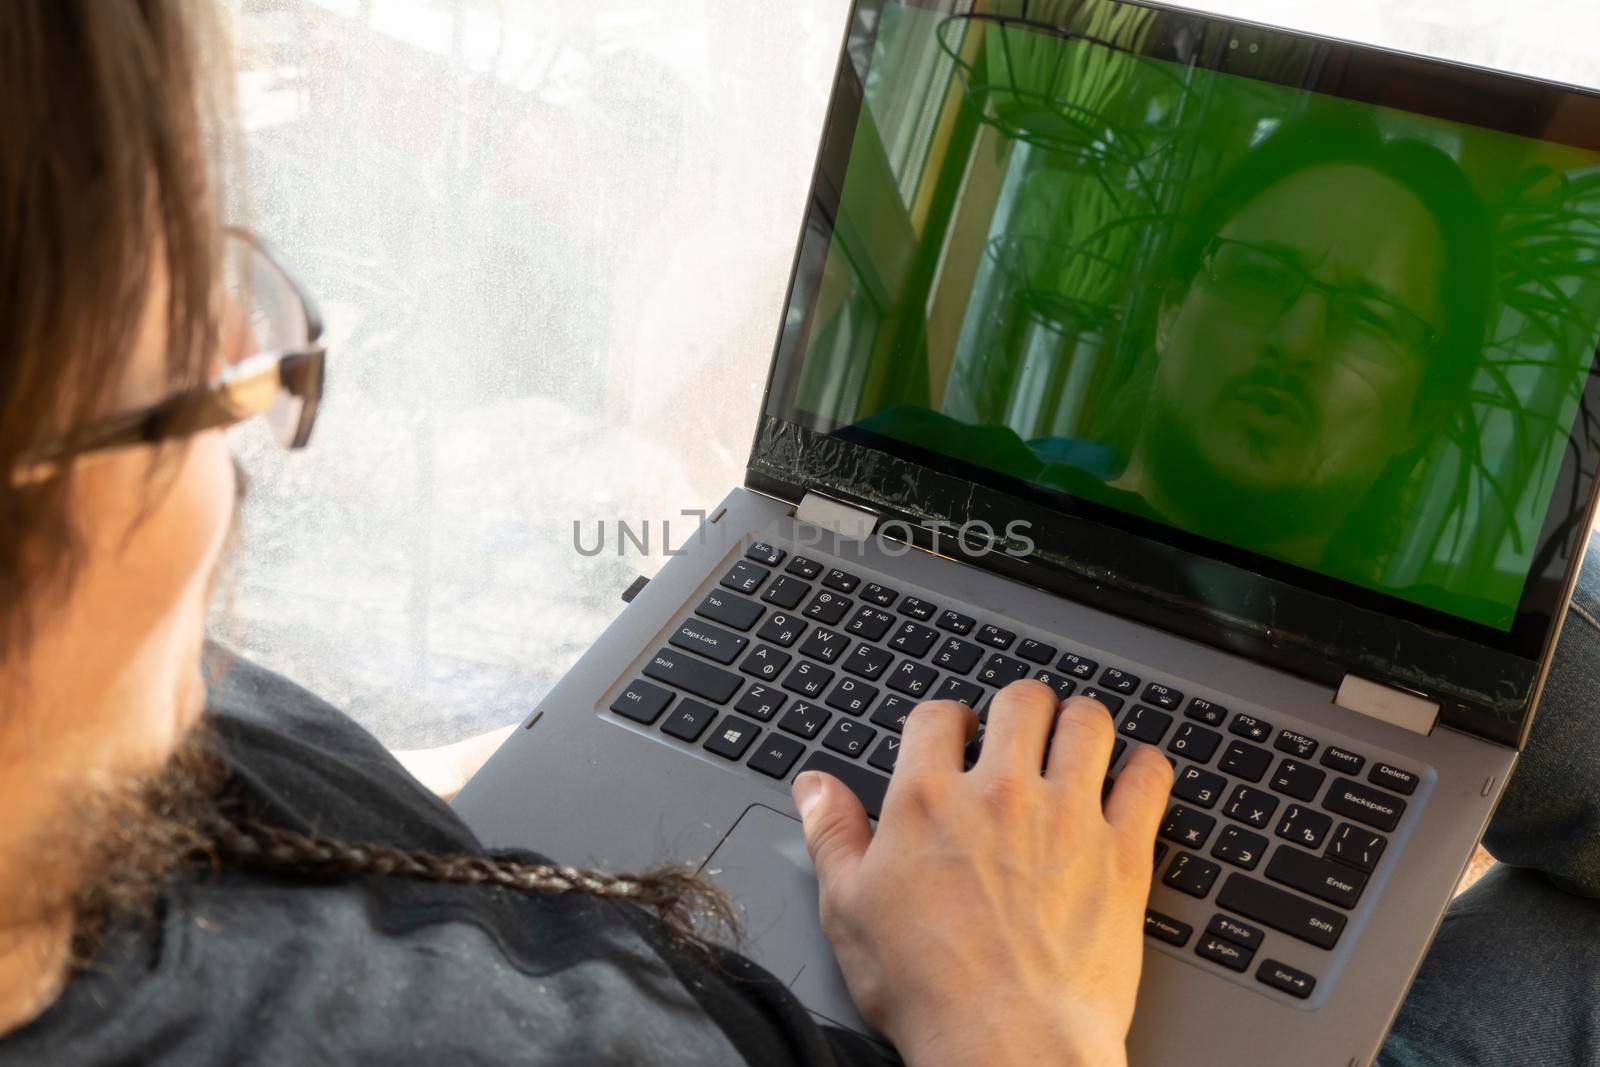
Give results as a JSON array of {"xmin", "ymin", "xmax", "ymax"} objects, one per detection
[{"xmin": 1266, "ymin": 845, "xmax": 1369, "ymax": 909}]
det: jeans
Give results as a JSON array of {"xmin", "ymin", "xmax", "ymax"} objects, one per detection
[{"xmin": 1379, "ymin": 534, "xmax": 1600, "ymax": 1066}]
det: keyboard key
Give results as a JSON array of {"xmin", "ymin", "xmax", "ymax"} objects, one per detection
[
  {"xmin": 1324, "ymin": 777, "xmax": 1406, "ymax": 832},
  {"xmin": 803, "ymin": 591, "xmax": 852, "ymax": 625},
  {"xmin": 976, "ymin": 624, "xmax": 1016, "ymax": 649},
  {"xmin": 745, "ymin": 541, "xmax": 785, "ymax": 566},
  {"xmin": 1369, "ymin": 763, "xmax": 1420, "ymax": 796},
  {"xmin": 1223, "ymin": 784, "xmax": 1279, "ymax": 829},
  {"xmin": 1185, "ymin": 697, "xmax": 1227, "ymax": 726},
  {"xmin": 1206, "ymin": 914, "xmax": 1264, "ymax": 952},
  {"xmin": 1229, "ymin": 714, "xmax": 1273, "ymax": 743},
  {"xmin": 1196, "ymin": 934, "xmax": 1253, "ymax": 972},
  {"xmin": 1142, "ymin": 683, "xmax": 1183, "ymax": 711},
  {"xmin": 720, "ymin": 560, "xmax": 769, "ymax": 595},
  {"xmin": 823, "ymin": 568, "xmax": 860, "ymax": 594},
  {"xmin": 1163, "ymin": 851, "xmax": 1221, "ymax": 898},
  {"xmin": 842, "ymin": 643, "xmax": 893, "ymax": 680},
  {"xmin": 760, "ymin": 575, "xmax": 812, "ymax": 610},
  {"xmin": 1218, "ymin": 740, "xmax": 1272, "ymax": 782},
  {"xmin": 1167, "ymin": 723, "xmax": 1222, "ymax": 763},
  {"xmin": 1119, "ymin": 705, "xmax": 1173, "ymax": 744},
  {"xmin": 1267, "ymin": 845, "xmax": 1368, "ymax": 909},
  {"xmin": 1099, "ymin": 667, "xmax": 1140, "ymax": 695},
  {"xmin": 845, "ymin": 606, "xmax": 895, "ymax": 642},
  {"xmin": 1210, "ymin": 825, "xmax": 1268, "ymax": 870},
  {"xmin": 610, "ymin": 679, "xmax": 672, "ymax": 725},
  {"xmin": 735, "ymin": 683, "xmax": 786, "ymax": 722},
  {"xmin": 826, "ymin": 678, "xmax": 878, "ymax": 716},
  {"xmin": 739, "ymin": 645, "xmax": 792, "ymax": 681},
  {"xmin": 1152, "ymin": 839, "xmax": 1166, "ymax": 867},
  {"xmin": 1269, "ymin": 760, "xmax": 1326, "ymax": 802},
  {"xmin": 643, "ymin": 649, "xmax": 742, "ymax": 704},
  {"xmin": 870, "ymin": 694, "xmax": 916, "ymax": 733},
  {"xmin": 1275, "ymin": 804, "xmax": 1333, "ymax": 849},
  {"xmin": 669, "ymin": 620, "xmax": 749, "ymax": 665},
  {"xmin": 785, "ymin": 555, "xmax": 823, "ymax": 580},
  {"xmin": 933, "ymin": 637, "xmax": 983, "ymax": 674},
  {"xmin": 782, "ymin": 661, "xmax": 833, "ymax": 698},
  {"xmin": 1057, "ymin": 652, "xmax": 1098, "ymax": 680},
  {"xmin": 936, "ymin": 610, "xmax": 975, "ymax": 634},
  {"xmin": 1216, "ymin": 873, "xmax": 1346, "ymax": 949},
  {"xmin": 778, "ymin": 700, "xmax": 831, "ymax": 740},
  {"xmin": 1111, "ymin": 738, "xmax": 1127, "ymax": 769},
  {"xmin": 861, "ymin": 582, "xmax": 898, "ymax": 608},
  {"xmin": 799, "ymin": 627, "xmax": 849, "ymax": 664},
  {"xmin": 977, "ymin": 653, "xmax": 1029, "ymax": 687},
  {"xmin": 695, "ymin": 590, "xmax": 763, "ymax": 632},
  {"xmin": 1029, "ymin": 670, "xmax": 1076, "ymax": 700},
  {"xmin": 932, "ymin": 677, "xmax": 984, "ymax": 707},
  {"xmin": 704, "ymin": 715, "xmax": 761, "ymax": 761},
  {"xmin": 822, "ymin": 719, "xmax": 878, "ymax": 758},
  {"xmin": 661, "ymin": 699, "xmax": 718, "ymax": 742},
  {"xmin": 747, "ymin": 734, "xmax": 805, "ymax": 778},
  {"xmin": 1275, "ymin": 730, "xmax": 1319, "ymax": 760},
  {"xmin": 899, "ymin": 596, "xmax": 938, "ymax": 621},
  {"xmin": 887, "ymin": 659, "xmax": 939, "ymax": 698},
  {"xmin": 756, "ymin": 611, "xmax": 803, "ymax": 647},
  {"xmin": 1326, "ymin": 823, "xmax": 1387, "ymax": 874},
  {"xmin": 889, "ymin": 621, "xmax": 939, "ymax": 657},
  {"xmin": 1257, "ymin": 959, "xmax": 1316, "ymax": 999},
  {"xmin": 1017, "ymin": 639, "xmax": 1057, "ymax": 665},
  {"xmin": 1079, "ymin": 687, "xmax": 1125, "ymax": 714},
  {"xmin": 798, "ymin": 751, "xmax": 890, "ymax": 819},
  {"xmin": 1160, "ymin": 805, "xmax": 1217, "ymax": 850},
  {"xmin": 1144, "ymin": 909, "xmax": 1192, "ymax": 947},
  {"xmin": 1320, "ymin": 746, "xmax": 1367, "ymax": 776},
  {"xmin": 867, "ymin": 735, "xmax": 900, "ymax": 773},
  {"xmin": 1172, "ymin": 765, "xmax": 1227, "ymax": 809}
]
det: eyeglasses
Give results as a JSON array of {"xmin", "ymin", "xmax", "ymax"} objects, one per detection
[
  {"xmin": 1198, "ymin": 237, "xmax": 1440, "ymax": 368},
  {"xmin": 10, "ymin": 228, "xmax": 326, "ymax": 487}
]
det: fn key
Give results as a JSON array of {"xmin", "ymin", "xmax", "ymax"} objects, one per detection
[{"xmin": 798, "ymin": 751, "xmax": 890, "ymax": 819}]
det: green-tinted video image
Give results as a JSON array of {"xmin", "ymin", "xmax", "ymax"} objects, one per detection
[{"xmin": 793, "ymin": 0, "xmax": 1600, "ymax": 630}]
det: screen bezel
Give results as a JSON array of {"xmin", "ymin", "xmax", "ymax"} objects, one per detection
[{"xmin": 748, "ymin": 0, "xmax": 1600, "ymax": 746}]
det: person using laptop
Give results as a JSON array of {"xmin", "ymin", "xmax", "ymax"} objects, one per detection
[{"xmin": 2, "ymin": 3, "xmax": 1598, "ymax": 1066}]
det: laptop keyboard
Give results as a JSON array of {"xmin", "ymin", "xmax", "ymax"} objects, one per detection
[{"xmin": 609, "ymin": 539, "xmax": 1425, "ymax": 1004}]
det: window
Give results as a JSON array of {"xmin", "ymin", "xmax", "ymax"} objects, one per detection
[{"xmin": 215, "ymin": 0, "xmax": 1600, "ymax": 749}]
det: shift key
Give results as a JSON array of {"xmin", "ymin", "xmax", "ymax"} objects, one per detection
[
  {"xmin": 643, "ymin": 648, "xmax": 742, "ymax": 704},
  {"xmin": 1216, "ymin": 873, "xmax": 1347, "ymax": 949}
]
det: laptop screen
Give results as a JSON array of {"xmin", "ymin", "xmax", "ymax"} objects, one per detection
[{"xmin": 770, "ymin": 0, "xmax": 1600, "ymax": 638}]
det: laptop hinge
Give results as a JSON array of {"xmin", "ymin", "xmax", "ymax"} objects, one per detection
[
  {"xmin": 794, "ymin": 491, "xmax": 879, "ymax": 541},
  {"xmin": 1334, "ymin": 675, "xmax": 1439, "ymax": 736}
]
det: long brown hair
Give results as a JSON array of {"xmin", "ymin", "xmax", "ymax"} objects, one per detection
[{"xmin": 3, "ymin": 1, "xmax": 732, "ymax": 952}]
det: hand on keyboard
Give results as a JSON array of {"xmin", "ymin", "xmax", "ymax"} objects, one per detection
[{"xmin": 792, "ymin": 680, "xmax": 1173, "ymax": 1067}]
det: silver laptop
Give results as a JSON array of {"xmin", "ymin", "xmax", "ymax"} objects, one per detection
[{"xmin": 454, "ymin": 2, "xmax": 1600, "ymax": 1062}]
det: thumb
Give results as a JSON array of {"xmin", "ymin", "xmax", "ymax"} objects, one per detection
[{"xmin": 792, "ymin": 771, "xmax": 871, "ymax": 895}]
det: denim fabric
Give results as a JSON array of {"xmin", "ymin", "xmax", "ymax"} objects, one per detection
[{"xmin": 1381, "ymin": 532, "xmax": 1600, "ymax": 1064}]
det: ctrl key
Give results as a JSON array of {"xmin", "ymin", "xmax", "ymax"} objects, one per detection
[
  {"xmin": 1257, "ymin": 959, "xmax": 1317, "ymax": 999},
  {"xmin": 611, "ymin": 680, "xmax": 672, "ymax": 725}
]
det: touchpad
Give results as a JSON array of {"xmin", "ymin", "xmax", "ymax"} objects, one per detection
[{"xmin": 702, "ymin": 803, "xmax": 877, "ymax": 1040}]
